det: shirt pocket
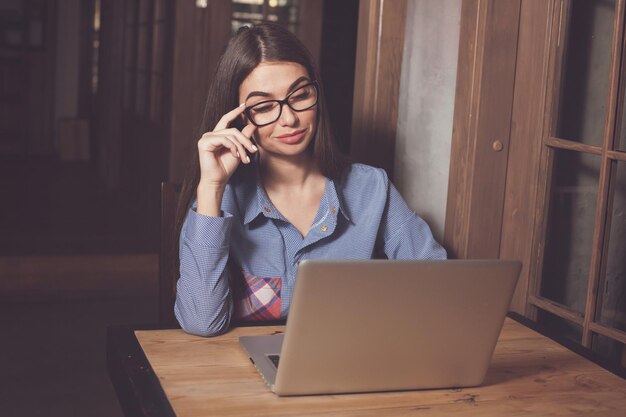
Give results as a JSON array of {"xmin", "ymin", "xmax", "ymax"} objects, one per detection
[{"xmin": 231, "ymin": 269, "xmax": 282, "ymax": 322}]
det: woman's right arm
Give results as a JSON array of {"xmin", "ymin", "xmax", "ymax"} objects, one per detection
[
  {"xmin": 175, "ymin": 203, "xmax": 235, "ymax": 336},
  {"xmin": 174, "ymin": 104, "xmax": 257, "ymax": 336}
]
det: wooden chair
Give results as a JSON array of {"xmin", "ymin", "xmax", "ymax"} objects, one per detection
[{"xmin": 159, "ymin": 182, "xmax": 182, "ymax": 325}]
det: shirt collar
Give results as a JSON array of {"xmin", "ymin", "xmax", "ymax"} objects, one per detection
[
  {"xmin": 239, "ymin": 165, "xmax": 350, "ymax": 225},
  {"xmin": 324, "ymin": 176, "xmax": 351, "ymax": 223}
]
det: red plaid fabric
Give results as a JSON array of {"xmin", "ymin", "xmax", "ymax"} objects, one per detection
[{"xmin": 233, "ymin": 272, "xmax": 282, "ymax": 321}]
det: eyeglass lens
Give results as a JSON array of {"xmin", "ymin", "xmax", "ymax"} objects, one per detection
[{"xmin": 248, "ymin": 83, "xmax": 318, "ymax": 126}]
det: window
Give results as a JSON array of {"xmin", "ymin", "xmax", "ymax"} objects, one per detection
[
  {"xmin": 231, "ymin": 0, "xmax": 299, "ymax": 35},
  {"xmin": 531, "ymin": 0, "xmax": 626, "ymax": 364}
]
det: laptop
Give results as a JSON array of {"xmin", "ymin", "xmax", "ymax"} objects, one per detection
[{"xmin": 239, "ymin": 259, "xmax": 522, "ymax": 396}]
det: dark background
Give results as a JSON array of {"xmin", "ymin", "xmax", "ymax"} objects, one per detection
[{"xmin": 0, "ymin": 0, "xmax": 358, "ymax": 415}]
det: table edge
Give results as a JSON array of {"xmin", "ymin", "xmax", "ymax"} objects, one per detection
[
  {"xmin": 106, "ymin": 320, "xmax": 286, "ymax": 417},
  {"xmin": 107, "ymin": 325, "xmax": 177, "ymax": 417}
]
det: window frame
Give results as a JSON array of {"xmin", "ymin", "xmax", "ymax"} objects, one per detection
[{"xmin": 529, "ymin": 0, "xmax": 626, "ymax": 349}]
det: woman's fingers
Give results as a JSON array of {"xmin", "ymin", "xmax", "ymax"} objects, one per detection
[
  {"xmin": 223, "ymin": 134, "xmax": 250, "ymax": 164},
  {"xmin": 221, "ymin": 125, "xmax": 258, "ymax": 153},
  {"xmin": 200, "ymin": 135, "xmax": 239, "ymax": 159},
  {"xmin": 242, "ymin": 123, "xmax": 257, "ymax": 145},
  {"xmin": 214, "ymin": 103, "xmax": 246, "ymax": 131},
  {"xmin": 199, "ymin": 106, "xmax": 258, "ymax": 172}
]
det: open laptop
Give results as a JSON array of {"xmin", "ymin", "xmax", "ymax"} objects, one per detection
[{"xmin": 239, "ymin": 259, "xmax": 522, "ymax": 396}]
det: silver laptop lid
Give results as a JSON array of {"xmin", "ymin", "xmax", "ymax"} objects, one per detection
[{"xmin": 272, "ymin": 259, "xmax": 521, "ymax": 395}]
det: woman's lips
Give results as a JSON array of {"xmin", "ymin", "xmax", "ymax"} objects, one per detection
[{"xmin": 274, "ymin": 129, "xmax": 307, "ymax": 144}]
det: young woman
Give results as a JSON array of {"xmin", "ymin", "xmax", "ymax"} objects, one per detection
[{"xmin": 175, "ymin": 23, "xmax": 446, "ymax": 337}]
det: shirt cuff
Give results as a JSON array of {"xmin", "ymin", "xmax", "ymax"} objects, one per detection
[{"xmin": 183, "ymin": 208, "xmax": 234, "ymax": 248}]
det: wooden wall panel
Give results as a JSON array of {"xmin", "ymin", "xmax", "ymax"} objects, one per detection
[
  {"xmin": 443, "ymin": 0, "xmax": 481, "ymax": 258},
  {"xmin": 500, "ymin": 1, "xmax": 553, "ymax": 314},
  {"xmin": 297, "ymin": 0, "xmax": 323, "ymax": 67},
  {"xmin": 168, "ymin": 0, "xmax": 231, "ymax": 183},
  {"xmin": 444, "ymin": 0, "xmax": 521, "ymax": 259},
  {"xmin": 350, "ymin": 0, "xmax": 407, "ymax": 175}
]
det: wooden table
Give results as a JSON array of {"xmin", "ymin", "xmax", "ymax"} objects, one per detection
[{"xmin": 107, "ymin": 315, "xmax": 626, "ymax": 417}]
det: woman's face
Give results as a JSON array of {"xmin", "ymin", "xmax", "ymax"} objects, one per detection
[{"xmin": 239, "ymin": 61, "xmax": 317, "ymax": 159}]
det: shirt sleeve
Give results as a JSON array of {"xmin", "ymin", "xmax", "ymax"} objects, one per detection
[
  {"xmin": 378, "ymin": 173, "xmax": 447, "ymax": 260},
  {"xmin": 174, "ymin": 204, "xmax": 235, "ymax": 337}
]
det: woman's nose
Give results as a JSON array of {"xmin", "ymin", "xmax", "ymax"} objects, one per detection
[{"xmin": 278, "ymin": 103, "xmax": 298, "ymax": 126}]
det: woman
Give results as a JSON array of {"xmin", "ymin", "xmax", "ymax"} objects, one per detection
[{"xmin": 175, "ymin": 23, "xmax": 446, "ymax": 337}]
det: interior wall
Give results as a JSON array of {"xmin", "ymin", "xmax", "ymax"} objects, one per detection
[{"xmin": 394, "ymin": 0, "xmax": 460, "ymax": 243}]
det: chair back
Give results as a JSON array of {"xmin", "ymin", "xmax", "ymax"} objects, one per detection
[{"xmin": 159, "ymin": 182, "xmax": 182, "ymax": 325}]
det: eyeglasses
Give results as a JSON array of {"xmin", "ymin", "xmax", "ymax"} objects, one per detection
[{"xmin": 244, "ymin": 81, "xmax": 319, "ymax": 127}]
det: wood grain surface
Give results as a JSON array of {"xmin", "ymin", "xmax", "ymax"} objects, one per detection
[{"xmin": 135, "ymin": 318, "xmax": 626, "ymax": 416}]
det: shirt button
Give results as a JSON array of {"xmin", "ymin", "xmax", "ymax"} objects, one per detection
[
  {"xmin": 331, "ymin": 207, "xmax": 336, "ymax": 214},
  {"xmin": 321, "ymin": 225, "xmax": 328, "ymax": 232},
  {"xmin": 263, "ymin": 207, "xmax": 271, "ymax": 213}
]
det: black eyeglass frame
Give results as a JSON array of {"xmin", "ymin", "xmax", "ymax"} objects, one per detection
[{"xmin": 243, "ymin": 81, "xmax": 319, "ymax": 127}]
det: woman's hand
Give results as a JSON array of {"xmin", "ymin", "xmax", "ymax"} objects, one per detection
[
  {"xmin": 196, "ymin": 104, "xmax": 257, "ymax": 216},
  {"xmin": 197, "ymin": 104, "xmax": 258, "ymax": 188}
]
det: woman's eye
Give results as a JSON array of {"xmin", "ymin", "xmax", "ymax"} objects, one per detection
[
  {"xmin": 251, "ymin": 104, "xmax": 276, "ymax": 114},
  {"xmin": 290, "ymin": 91, "xmax": 310, "ymax": 101}
]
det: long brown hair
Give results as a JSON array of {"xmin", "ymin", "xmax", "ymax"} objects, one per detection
[{"xmin": 175, "ymin": 23, "xmax": 349, "ymax": 248}]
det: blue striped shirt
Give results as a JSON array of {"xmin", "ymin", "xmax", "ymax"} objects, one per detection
[{"xmin": 175, "ymin": 162, "xmax": 447, "ymax": 336}]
